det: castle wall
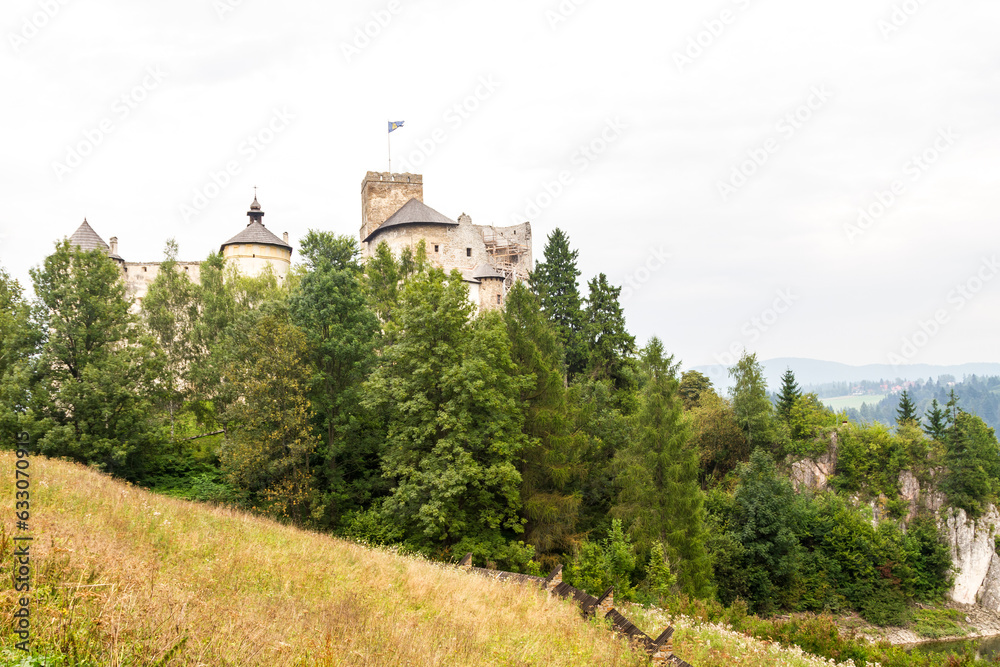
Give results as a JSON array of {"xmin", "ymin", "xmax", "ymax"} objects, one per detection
[{"xmin": 122, "ymin": 261, "xmax": 202, "ymax": 310}]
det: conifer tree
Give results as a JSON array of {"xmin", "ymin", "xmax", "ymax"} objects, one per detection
[
  {"xmin": 775, "ymin": 368, "xmax": 801, "ymax": 423},
  {"xmin": 613, "ymin": 337, "xmax": 713, "ymax": 598},
  {"xmin": 503, "ymin": 282, "xmax": 584, "ymax": 559},
  {"xmin": 530, "ymin": 228, "xmax": 586, "ymax": 377},
  {"xmin": 896, "ymin": 389, "xmax": 918, "ymax": 426},
  {"xmin": 583, "ymin": 273, "xmax": 636, "ymax": 393},
  {"xmin": 924, "ymin": 398, "xmax": 947, "ymax": 441}
]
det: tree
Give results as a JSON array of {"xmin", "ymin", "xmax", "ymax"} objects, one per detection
[
  {"xmin": 729, "ymin": 352, "xmax": 776, "ymax": 453},
  {"xmin": 690, "ymin": 391, "xmax": 748, "ymax": 485},
  {"xmin": 678, "ymin": 370, "xmax": 713, "ymax": 410},
  {"xmin": 896, "ymin": 390, "xmax": 917, "ymax": 426},
  {"xmin": 716, "ymin": 448, "xmax": 801, "ymax": 613},
  {"xmin": 289, "ymin": 231, "xmax": 382, "ymax": 522},
  {"xmin": 924, "ymin": 398, "xmax": 947, "ymax": 441},
  {"xmin": 365, "ymin": 268, "xmax": 530, "ymax": 551},
  {"xmin": 941, "ymin": 411, "xmax": 1000, "ymax": 518},
  {"xmin": 219, "ymin": 305, "xmax": 321, "ymax": 525},
  {"xmin": 530, "ymin": 228, "xmax": 586, "ymax": 378},
  {"xmin": 0, "ymin": 266, "xmax": 38, "ymax": 443},
  {"xmin": 775, "ymin": 368, "xmax": 801, "ymax": 423},
  {"xmin": 613, "ymin": 336, "xmax": 713, "ymax": 598},
  {"xmin": 142, "ymin": 239, "xmax": 201, "ymax": 442},
  {"xmin": 582, "ymin": 273, "xmax": 636, "ymax": 394},
  {"xmin": 503, "ymin": 282, "xmax": 584, "ymax": 560},
  {"xmin": 30, "ymin": 240, "xmax": 161, "ymax": 479}
]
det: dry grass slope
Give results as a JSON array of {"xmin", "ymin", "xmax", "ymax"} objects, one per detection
[{"xmin": 0, "ymin": 453, "xmax": 648, "ymax": 666}]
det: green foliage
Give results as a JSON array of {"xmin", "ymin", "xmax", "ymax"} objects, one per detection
[
  {"xmin": 565, "ymin": 519, "xmax": 637, "ymax": 600},
  {"xmin": 941, "ymin": 411, "xmax": 1000, "ymax": 518},
  {"xmin": 142, "ymin": 239, "xmax": 201, "ymax": 442},
  {"xmin": 776, "ymin": 368, "xmax": 801, "ymax": 423},
  {"xmin": 896, "ymin": 389, "xmax": 918, "ymax": 426},
  {"xmin": 29, "ymin": 240, "xmax": 162, "ymax": 479},
  {"xmin": 219, "ymin": 306, "xmax": 323, "ymax": 525},
  {"xmin": 729, "ymin": 352, "xmax": 777, "ymax": 453},
  {"xmin": 714, "ymin": 448, "xmax": 801, "ymax": 614},
  {"xmin": 450, "ymin": 535, "xmax": 540, "ymax": 575},
  {"xmin": 530, "ymin": 228, "xmax": 586, "ymax": 378},
  {"xmin": 0, "ymin": 265, "xmax": 37, "ymax": 444},
  {"xmin": 786, "ymin": 393, "xmax": 838, "ymax": 454},
  {"xmin": 641, "ymin": 541, "xmax": 677, "ymax": 601},
  {"xmin": 582, "ymin": 273, "xmax": 636, "ymax": 396},
  {"xmin": 289, "ymin": 230, "xmax": 383, "ymax": 523},
  {"xmin": 678, "ymin": 370, "xmax": 713, "ymax": 410},
  {"xmin": 690, "ymin": 390, "xmax": 748, "ymax": 485},
  {"xmin": 612, "ymin": 336, "xmax": 712, "ymax": 598},
  {"xmin": 911, "ymin": 608, "xmax": 968, "ymax": 639},
  {"xmin": 503, "ymin": 282, "xmax": 584, "ymax": 561},
  {"xmin": 904, "ymin": 516, "xmax": 955, "ymax": 601},
  {"xmin": 365, "ymin": 269, "xmax": 530, "ymax": 547},
  {"xmin": 832, "ymin": 422, "xmax": 907, "ymax": 498},
  {"xmin": 924, "ymin": 398, "xmax": 947, "ymax": 441}
]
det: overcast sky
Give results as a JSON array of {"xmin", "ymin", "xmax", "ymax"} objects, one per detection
[{"xmin": 2, "ymin": 0, "xmax": 998, "ymax": 372}]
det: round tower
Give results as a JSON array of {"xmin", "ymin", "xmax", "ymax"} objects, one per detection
[{"xmin": 220, "ymin": 194, "xmax": 293, "ymax": 281}]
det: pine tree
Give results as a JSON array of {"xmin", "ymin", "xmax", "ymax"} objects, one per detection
[
  {"xmin": 530, "ymin": 228, "xmax": 586, "ymax": 378},
  {"xmin": 613, "ymin": 336, "xmax": 713, "ymax": 598},
  {"xmin": 896, "ymin": 389, "xmax": 918, "ymax": 426},
  {"xmin": 775, "ymin": 368, "xmax": 801, "ymax": 423},
  {"xmin": 924, "ymin": 398, "xmax": 947, "ymax": 441},
  {"xmin": 583, "ymin": 273, "xmax": 636, "ymax": 393}
]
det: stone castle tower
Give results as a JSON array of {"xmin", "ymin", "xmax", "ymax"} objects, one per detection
[{"xmin": 358, "ymin": 171, "xmax": 532, "ymax": 311}]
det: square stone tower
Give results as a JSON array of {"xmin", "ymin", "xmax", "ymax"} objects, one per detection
[{"xmin": 360, "ymin": 171, "xmax": 423, "ymax": 254}]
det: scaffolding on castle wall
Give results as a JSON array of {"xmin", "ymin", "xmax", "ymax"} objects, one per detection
[{"xmin": 481, "ymin": 226, "xmax": 529, "ymax": 291}]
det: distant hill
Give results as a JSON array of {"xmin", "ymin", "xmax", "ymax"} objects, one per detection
[{"xmin": 689, "ymin": 358, "xmax": 1000, "ymax": 394}]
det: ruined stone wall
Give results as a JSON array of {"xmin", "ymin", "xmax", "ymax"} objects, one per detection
[{"xmin": 360, "ymin": 171, "xmax": 423, "ymax": 253}]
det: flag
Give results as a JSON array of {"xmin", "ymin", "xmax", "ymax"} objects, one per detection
[{"xmin": 388, "ymin": 120, "xmax": 405, "ymax": 133}]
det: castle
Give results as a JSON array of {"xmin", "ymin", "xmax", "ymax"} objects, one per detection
[
  {"xmin": 358, "ymin": 171, "xmax": 532, "ymax": 310},
  {"xmin": 65, "ymin": 171, "xmax": 532, "ymax": 311}
]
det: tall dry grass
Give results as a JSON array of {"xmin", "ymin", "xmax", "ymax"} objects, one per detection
[{"xmin": 0, "ymin": 453, "xmax": 648, "ymax": 666}]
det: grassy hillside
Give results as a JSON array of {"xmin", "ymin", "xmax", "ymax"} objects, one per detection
[
  {"xmin": 1, "ymin": 453, "xmax": 883, "ymax": 667},
  {"xmin": 0, "ymin": 453, "xmax": 647, "ymax": 666}
]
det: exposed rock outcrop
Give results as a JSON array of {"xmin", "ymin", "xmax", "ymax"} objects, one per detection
[{"xmin": 944, "ymin": 505, "xmax": 1000, "ymax": 607}]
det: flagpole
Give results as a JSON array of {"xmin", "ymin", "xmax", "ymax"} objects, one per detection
[{"xmin": 387, "ymin": 121, "xmax": 391, "ymax": 172}]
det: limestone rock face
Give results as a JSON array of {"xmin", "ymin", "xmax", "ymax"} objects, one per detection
[
  {"xmin": 946, "ymin": 505, "xmax": 1000, "ymax": 606},
  {"xmin": 789, "ymin": 433, "xmax": 838, "ymax": 492},
  {"xmin": 977, "ymin": 552, "xmax": 1000, "ymax": 612}
]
